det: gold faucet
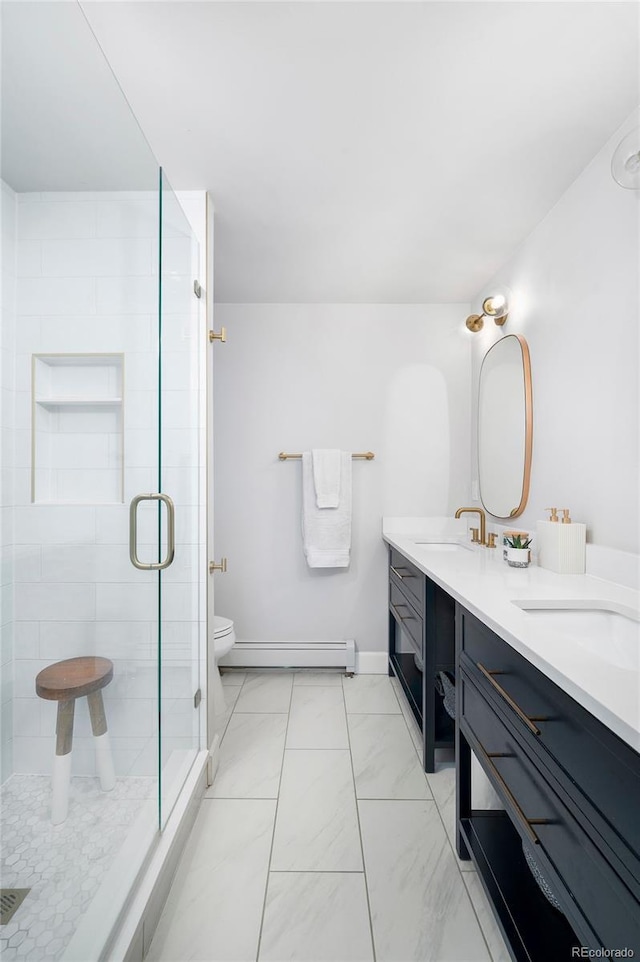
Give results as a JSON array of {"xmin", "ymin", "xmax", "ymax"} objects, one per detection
[{"xmin": 455, "ymin": 506, "xmax": 487, "ymax": 546}]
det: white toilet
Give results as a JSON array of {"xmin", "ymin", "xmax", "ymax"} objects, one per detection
[{"xmin": 210, "ymin": 615, "xmax": 236, "ymax": 714}]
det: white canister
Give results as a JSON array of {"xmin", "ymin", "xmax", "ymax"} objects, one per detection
[{"xmin": 506, "ymin": 546, "xmax": 530, "ymax": 568}]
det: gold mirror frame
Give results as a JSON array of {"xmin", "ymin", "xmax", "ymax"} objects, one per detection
[{"xmin": 478, "ymin": 334, "xmax": 533, "ymax": 519}]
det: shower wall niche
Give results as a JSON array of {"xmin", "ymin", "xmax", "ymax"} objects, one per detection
[{"xmin": 32, "ymin": 354, "xmax": 124, "ymax": 503}]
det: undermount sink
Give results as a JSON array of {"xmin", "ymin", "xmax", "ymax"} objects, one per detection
[
  {"xmin": 512, "ymin": 599, "xmax": 640, "ymax": 671},
  {"xmin": 412, "ymin": 541, "xmax": 472, "ymax": 552}
]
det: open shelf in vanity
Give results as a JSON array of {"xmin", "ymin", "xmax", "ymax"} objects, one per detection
[{"xmin": 459, "ymin": 812, "xmax": 580, "ymax": 960}]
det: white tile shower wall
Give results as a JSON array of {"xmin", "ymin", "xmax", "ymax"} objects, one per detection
[
  {"xmin": 11, "ymin": 190, "xmax": 206, "ymax": 777},
  {"xmin": 1, "ymin": 180, "xmax": 17, "ymax": 783}
]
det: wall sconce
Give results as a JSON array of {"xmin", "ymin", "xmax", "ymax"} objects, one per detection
[
  {"xmin": 611, "ymin": 126, "xmax": 640, "ymax": 190},
  {"xmin": 465, "ymin": 294, "xmax": 509, "ymax": 333}
]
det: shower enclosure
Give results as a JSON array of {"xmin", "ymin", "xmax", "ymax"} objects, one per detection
[{"xmin": 1, "ymin": 3, "xmax": 206, "ymax": 959}]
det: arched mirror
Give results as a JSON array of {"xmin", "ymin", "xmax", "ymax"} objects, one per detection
[{"xmin": 478, "ymin": 334, "xmax": 533, "ymax": 518}]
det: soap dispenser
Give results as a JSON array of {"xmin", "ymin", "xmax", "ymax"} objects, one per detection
[{"xmin": 537, "ymin": 508, "xmax": 586, "ymax": 574}]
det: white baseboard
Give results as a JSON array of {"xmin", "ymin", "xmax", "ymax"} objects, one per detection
[
  {"xmin": 356, "ymin": 651, "xmax": 388, "ymax": 674},
  {"xmin": 220, "ymin": 640, "xmax": 356, "ymax": 672}
]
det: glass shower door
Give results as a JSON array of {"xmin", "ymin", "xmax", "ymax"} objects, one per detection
[
  {"xmin": 1, "ymin": 4, "xmax": 203, "ymax": 957},
  {"xmin": 157, "ymin": 172, "xmax": 204, "ymax": 827}
]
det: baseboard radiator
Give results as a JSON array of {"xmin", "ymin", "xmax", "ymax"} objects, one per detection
[{"xmin": 220, "ymin": 640, "xmax": 356, "ymax": 674}]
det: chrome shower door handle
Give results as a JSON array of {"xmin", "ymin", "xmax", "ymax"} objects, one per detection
[{"xmin": 129, "ymin": 493, "xmax": 176, "ymax": 570}]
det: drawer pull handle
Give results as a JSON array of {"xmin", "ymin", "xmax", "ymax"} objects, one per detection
[
  {"xmin": 476, "ymin": 743, "xmax": 550, "ymax": 846},
  {"xmin": 390, "ymin": 565, "xmax": 415, "ymax": 580},
  {"xmin": 477, "ymin": 662, "xmax": 542, "ymax": 736},
  {"xmin": 390, "ymin": 603, "xmax": 415, "ymax": 622}
]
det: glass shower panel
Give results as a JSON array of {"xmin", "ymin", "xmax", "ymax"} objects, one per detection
[
  {"xmin": 0, "ymin": 2, "xmax": 174, "ymax": 958},
  {"xmin": 158, "ymin": 172, "xmax": 204, "ymax": 828}
]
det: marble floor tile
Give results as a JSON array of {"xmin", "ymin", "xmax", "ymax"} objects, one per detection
[
  {"xmin": 293, "ymin": 670, "xmax": 343, "ymax": 686},
  {"xmin": 216, "ymin": 707, "xmax": 234, "ymax": 743},
  {"xmin": 271, "ymin": 750, "xmax": 362, "ymax": 871},
  {"xmin": 359, "ymin": 799, "xmax": 490, "ymax": 961},
  {"xmin": 425, "ymin": 762, "xmax": 475, "ymax": 871},
  {"xmin": 207, "ymin": 713, "xmax": 287, "ymax": 799},
  {"xmin": 215, "ymin": 684, "xmax": 241, "ymax": 743},
  {"xmin": 147, "ymin": 799, "xmax": 276, "ymax": 962},
  {"xmin": 463, "ymin": 872, "xmax": 511, "ymax": 962},
  {"xmin": 348, "ymin": 714, "xmax": 431, "ymax": 799},
  {"xmin": 286, "ymin": 686, "xmax": 348, "ymax": 749},
  {"xmin": 220, "ymin": 669, "xmax": 247, "ymax": 686},
  {"xmin": 342, "ymin": 674, "xmax": 401, "ymax": 714},
  {"xmin": 235, "ymin": 672, "xmax": 293, "ymax": 712},
  {"xmin": 259, "ymin": 872, "xmax": 374, "ymax": 962}
]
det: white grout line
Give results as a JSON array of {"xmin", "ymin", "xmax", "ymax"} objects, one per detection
[
  {"xmin": 259, "ymin": 869, "xmax": 366, "ymax": 874},
  {"xmin": 389, "ymin": 673, "xmax": 498, "ymax": 962},
  {"xmin": 461, "ymin": 872, "xmax": 507, "ymax": 962},
  {"xmin": 216, "ymin": 677, "xmax": 246, "ymax": 744},
  {"xmin": 254, "ymin": 673, "xmax": 295, "ymax": 962},
  {"xmin": 343, "ymin": 683, "xmax": 378, "ymax": 962}
]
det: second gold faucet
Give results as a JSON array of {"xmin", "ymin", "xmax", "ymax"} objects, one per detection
[{"xmin": 455, "ymin": 506, "xmax": 493, "ymax": 547}]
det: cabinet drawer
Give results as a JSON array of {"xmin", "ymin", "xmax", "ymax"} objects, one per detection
[
  {"xmin": 389, "ymin": 548, "xmax": 424, "ymax": 613},
  {"xmin": 460, "ymin": 668, "xmax": 640, "ymax": 951},
  {"xmin": 460, "ymin": 607, "xmax": 640, "ymax": 886},
  {"xmin": 390, "ymin": 580, "xmax": 423, "ymax": 656}
]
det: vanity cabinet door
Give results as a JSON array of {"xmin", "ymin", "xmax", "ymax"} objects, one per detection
[
  {"xmin": 460, "ymin": 668, "xmax": 640, "ymax": 952},
  {"xmin": 459, "ymin": 607, "xmax": 640, "ymax": 889}
]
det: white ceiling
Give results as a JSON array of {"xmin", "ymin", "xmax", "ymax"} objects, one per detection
[
  {"xmin": 1, "ymin": 2, "xmax": 160, "ymax": 193},
  {"xmin": 4, "ymin": 2, "xmax": 639, "ymax": 303}
]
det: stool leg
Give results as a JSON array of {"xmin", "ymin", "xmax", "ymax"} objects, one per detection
[
  {"xmin": 88, "ymin": 691, "xmax": 116, "ymax": 792},
  {"xmin": 52, "ymin": 699, "xmax": 74, "ymax": 825}
]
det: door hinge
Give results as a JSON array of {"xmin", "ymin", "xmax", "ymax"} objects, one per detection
[
  {"xmin": 194, "ymin": 688, "xmax": 202, "ymax": 709},
  {"xmin": 209, "ymin": 327, "xmax": 226, "ymax": 343}
]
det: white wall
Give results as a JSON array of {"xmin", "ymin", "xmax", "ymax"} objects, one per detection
[
  {"xmin": 213, "ymin": 303, "xmax": 470, "ymax": 653},
  {"xmin": 469, "ymin": 109, "xmax": 640, "ymax": 555},
  {"xmin": 1, "ymin": 181, "xmax": 17, "ymax": 782}
]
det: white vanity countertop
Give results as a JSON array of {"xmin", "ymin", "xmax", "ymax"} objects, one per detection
[{"xmin": 383, "ymin": 518, "xmax": 640, "ymax": 753}]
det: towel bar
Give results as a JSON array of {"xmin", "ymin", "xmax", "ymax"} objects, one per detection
[{"xmin": 278, "ymin": 451, "xmax": 374, "ymax": 460}]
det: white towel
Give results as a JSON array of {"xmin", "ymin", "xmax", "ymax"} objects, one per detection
[
  {"xmin": 302, "ymin": 451, "xmax": 352, "ymax": 568},
  {"xmin": 312, "ymin": 449, "xmax": 341, "ymax": 508}
]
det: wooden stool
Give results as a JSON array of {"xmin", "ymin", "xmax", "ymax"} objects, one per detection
[{"xmin": 36, "ymin": 657, "xmax": 116, "ymax": 825}]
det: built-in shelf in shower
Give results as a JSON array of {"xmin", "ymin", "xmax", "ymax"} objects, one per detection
[
  {"xmin": 36, "ymin": 397, "xmax": 123, "ymax": 408},
  {"xmin": 32, "ymin": 354, "xmax": 124, "ymax": 504}
]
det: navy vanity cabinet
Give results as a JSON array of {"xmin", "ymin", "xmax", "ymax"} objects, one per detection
[
  {"xmin": 388, "ymin": 547, "xmax": 455, "ymax": 772},
  {"xmin": 459, "ymin": 609, "xmax": 640, "ymax": 890},
  {"xmin": 456, "ymin": 605, "xmax": 640, "ymax": 960}
]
